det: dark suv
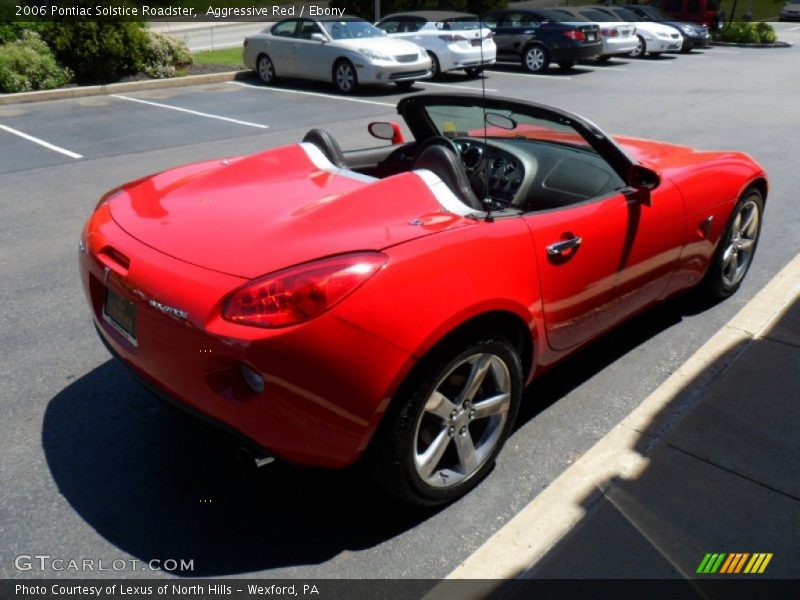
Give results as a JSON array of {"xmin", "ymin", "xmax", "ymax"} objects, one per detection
[{"xmin": 482, "ymin": 4, "xmax": 602, "ymax": 73}]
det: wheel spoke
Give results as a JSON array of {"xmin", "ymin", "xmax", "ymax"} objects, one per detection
[
  {"xmin": 425, "ymin": 391, "xmax": 458, "ymax": 421},
  {"xmin": 739, "ymin": 205, "xmax": 757, "ymax": 236},
  {"xmin": 454, "ymin": 429, "xmax": 478, "ymax": 474},
  {"xmin": 738, "ymin": 238, "xmax": 755, "ymax": 252},
  {"xmin": 417, "ymin": 427, "xmax": 451, "ymax": 480},
  {"xmin": 471, "ymin": 392, "xmax": 510, "ymax": 420},
  {"xmin": 458, "ymin": 355, "xmax": 492, "ymax": 405},
  {"xmin": 722, "ymin": 245, "xmax": 735, "ymax": 269}
]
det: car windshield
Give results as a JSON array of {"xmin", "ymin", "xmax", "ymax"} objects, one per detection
[
  {"xmin": 322, "ymin": 20, "xmax": 385, "ymax": 39},
  {"xmin": 637, "ymin": 6, "xmax": 670, "ymax": 20},
  {"xmin": 423, "ymin": 104, "xmax": 593, "ymax": 150},
  {"xmin": 607, "ymin": 7, "xmax": 641, "ymax": 21},
  {"xmin": 575, "ymin": 9, "xmax": 616, "ymax": 22},
  {"xmin": 537, "ymin": 9, "xmax": 574, "ymax": 22}
]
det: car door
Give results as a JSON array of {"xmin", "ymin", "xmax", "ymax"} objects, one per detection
[
  {"xmin": 267, "ymin": 19, "xmax": 299, "ymax": 75},
  {"xmin": 293, "ymin": 19, "xmax": 331, "ymax": 80},
  {"xmin": 486, "ymin": 11, "xmax": 543, "ymax": 59},
  {"xmin": 525, "ymin": 161, "xmax": 684, "ymax": 351}
]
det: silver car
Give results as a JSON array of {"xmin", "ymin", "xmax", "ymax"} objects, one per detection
[{"xmin": 243, "ymin": 17, "xmax": 432, "ymax": 94}]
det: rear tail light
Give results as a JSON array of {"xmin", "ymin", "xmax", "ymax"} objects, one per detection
[
  {"xmin": 438, "ymin": 34, "xmax": 468, "ymax": 42},
  {"xmin": 602, "ymin": 28, "xmax": 619, "ymax": 38},
  {"xmin": 222, "ymin": 252, "xmax": 387, "ymax": 328},
  {"xmin": 563, "ymin": 30, "xmax": 586, "ymax": 41},
  {"xmin": 483, "ymin": 31, "xmax": 493, "ymax": 39}
]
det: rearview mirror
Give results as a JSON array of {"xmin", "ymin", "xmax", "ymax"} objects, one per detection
[
  {"xmin": 311, "ymin": 33, "xmax": 327, "ymax": 43},
  {"xmin": 368, "ymin": 121, "xmax": 405, "ymax": 144},
  {"xmin": 628, "ymin": 165, "xmax": 660, "ymax": 191}
]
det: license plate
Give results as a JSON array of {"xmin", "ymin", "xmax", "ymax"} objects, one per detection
[
  {"xmin": 587, "ymin": 33, "xmax": 596, "ymax": 41},
  {"xmin": 103, "ymin": 287, "xmax": 137, "ymax": 346}
]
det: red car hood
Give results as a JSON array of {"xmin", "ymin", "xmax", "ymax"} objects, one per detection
[{"xmin": 108, "ymin": 144, "xmax": 467, "ymax": 278}]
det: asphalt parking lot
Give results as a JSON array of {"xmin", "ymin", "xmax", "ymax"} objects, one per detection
[{"xmin": 1, "ymin": 35, "xmax": 799, "ymax": 580}]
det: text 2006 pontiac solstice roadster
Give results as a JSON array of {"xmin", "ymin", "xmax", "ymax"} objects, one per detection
[{"xmin": 80, "ymin": 94, "xmax": 766, "ymax": 505}]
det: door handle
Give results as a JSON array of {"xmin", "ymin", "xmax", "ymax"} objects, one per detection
[{"xmin": 546, "ymin": 236, "xmax": 582, "ymax": 256}]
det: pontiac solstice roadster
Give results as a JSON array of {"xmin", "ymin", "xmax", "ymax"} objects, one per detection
[{"xmin": 80, "ymin": 94, "xmax": 766, "ymax": 505}]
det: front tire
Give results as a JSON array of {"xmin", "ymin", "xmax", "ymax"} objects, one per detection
[
  {"xmin": 395, "ymin": 80, "xmax": 415, "ymax": 90},
  {"xmin": 333, "ymin": 59, "xmax": 358, "ymax": 94},
  {"xmin": 428, "ymin": 51, "xmax": 441, "ymax": 79},
  {"xmin": 522, "ymin": 44, "xmax": 549, "ymax": 73},
  {"xmin": 368, "ymin": 336, "xmax": 522, "ymax": 506},
  {"xmin": 699, "ymin": 187, "xmax": 764, "ymax": 300},
  {"xmin": 256, "ymin": 54, "xmax": 276, "ymax": 84},
  {"xmin": 630, "ymin": 35, "xmax": 646, "ymax": 58}
]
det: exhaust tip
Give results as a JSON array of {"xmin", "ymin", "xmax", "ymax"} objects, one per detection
[{"xmin": 235, "ymin": 446, "xmax": 275, "ymax": 470}]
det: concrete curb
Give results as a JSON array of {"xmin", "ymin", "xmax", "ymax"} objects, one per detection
[
  {"xmin": 0, "ymin": 71, "xmax": 248, "ymax": 106},
  {"xmin": 711, "ymin": 40, "xmax": 793, "ymax": 48},
  {"xmin": 432, "ymin": 252, "xmax": 800, "ymax": 589}
]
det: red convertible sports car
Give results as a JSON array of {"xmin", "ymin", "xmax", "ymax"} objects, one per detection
[{"xmin": 80, "ymin": 94, "xmax": 766, "ymax": 505}]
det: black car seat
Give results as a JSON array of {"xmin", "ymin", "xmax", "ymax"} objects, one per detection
[
  {"xmin": 413, "ymin": 145, "xmax": 483, "ymax": 211},
  {"xmin": 302, "ymin": 128, "xmax": 347, "ymax": 169}
]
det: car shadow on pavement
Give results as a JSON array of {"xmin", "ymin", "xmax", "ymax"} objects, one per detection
[
  {"xmin": 236, "ymin": 71, "xmax": 428, "ymax": 98},
  {"xmin": 42, "ymin": 361, "xmax": 438, "ymax": 576},
  {"xmin": 498, "ymin": 295, "xmax": 800, "ymax": 586}
]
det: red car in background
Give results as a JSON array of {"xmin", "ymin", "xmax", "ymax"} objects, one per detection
[{"xmin": 80, "ymin": 94, "xmax": 766, "ymax": 505}]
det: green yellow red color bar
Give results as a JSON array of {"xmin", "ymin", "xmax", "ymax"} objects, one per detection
[{"xmin": 696, "ymin": 553, "xmax": 773, "ymax": 574}]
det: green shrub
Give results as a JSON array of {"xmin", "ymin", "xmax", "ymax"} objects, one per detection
[
  {"xmin": 37, "ymin": 14, "xmax": 150, "ymax": 83},
  {"xmin": 0, "ymin": 30, "xmax": 72, "ymax": 93},
  {"xmin": 141, "ymin": 30, "xmax": 193, "ymax": 79},
  {"xmin": 715, "ymin": 21, "xmax": 777, "ymax": 44},
  {"xmin": 0, "ymin": 22, "xmax": 28, "ymax": 44}
]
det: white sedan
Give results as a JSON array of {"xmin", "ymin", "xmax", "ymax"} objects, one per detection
[
  {"xmin": 243, "ymin": 17, "xmax": 432, "ymax": 94},
  {"xmin": 376, "ymin": 11, "xmax": 496, "ymax": 78},
  {"xmin": 596, "ymin": 6, "xmax": 683, "ymax": 56}
]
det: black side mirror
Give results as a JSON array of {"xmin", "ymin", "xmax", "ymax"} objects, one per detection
[{"xmin": 628, "ymin": 165, "xmax": 661, "ymax": 191}]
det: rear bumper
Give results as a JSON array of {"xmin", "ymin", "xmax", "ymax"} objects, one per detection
[
  {"xmin": 439, "ymin": 43, "xmax": 498, "ymax": 72},
  {"xmin": 551, "ymin": 42, "xmax": 603, "ymax": 62},
  {"xmin": 602, "ymin": 36, "xmax": 639, "ymax": 56},
  {"xmin": 80, "ymin": 208, "xmax": 414, "ymax": 468},
  {"xmin": 647, "ymin": 37, "xmax": 683, "ymax": 52}
]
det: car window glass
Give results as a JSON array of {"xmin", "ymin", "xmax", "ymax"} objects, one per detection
[
  {"xmin": 505, "ymin": 12, "xmax": 540, "ymax": 27},
  {"xmin": 610, "ymin": 7, "xmax": 640, "ymax": 20},
  {"xmin": 442, "ymin": 18, "xmax": 481, "ymax": 30},
  {"xmin": 297, "ymin": 20, "xmax": 323, "ymax": 39},
  {"xmin": 406, "ymin": 17, "xmax": 426, "ymax": 32},
  {"xmin": 482, "ymin": 13, "xmax": 499, "ymax": 28},
  {"xmin": 322, "ymin": 20, "xmax": 385, "ymax": 39},
  {"xmin": 665, "ymin": 0, "xmax": 683, "ymax": 12},
  {"xmin": 377, "ymin": 19, "xmax": 401, "ymax": 33},
  {"xmin": 579, "ymin": 9, "xmax": 615, "ymax": 22},
  {"xmin": 271, "ymin": 20, "xmax": 298, "ymax": 38}
]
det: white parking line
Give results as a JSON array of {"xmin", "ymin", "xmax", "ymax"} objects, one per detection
[
  {"xmin": 110, "ymin": 94, "xmax": 269, "ymax": 129},
  {"xmin": 227, "ymin": 81, "xmax": 396, "ymax": 107},
  {"xmin": 705, "ymin": 48, "xmax": 741, "ymax": 53},
  {"xmin": 579, "ymin": 65, "xmax": 630, "ymax": 72},
  {"xmin": 789, "ymin": 25, "xmax": 800, "ymax": 31},
  {"xmin": 0, "ymin": 123, "xmax": 83, "ymax": 159},
  {"xmin": 419, "ymin": 81, "xmax": 499, "ymax": 92},
  {"xmin": 488, "ymin": 70, "xmax": 573, "ymax": 81}
]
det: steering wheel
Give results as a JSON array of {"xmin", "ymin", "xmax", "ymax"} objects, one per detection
[{"xmin": 413, "ymin": 135, "xmax": 462, "ymax": 165}]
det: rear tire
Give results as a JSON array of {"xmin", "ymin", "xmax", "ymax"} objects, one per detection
[
  {"xmin": 256, "ymin": 54, "xmax": 276, "ymax": 84},
  {"xmin": 367, "ymin": 335, "xmax": 522, "ymax": 506},
  {"xmin": 333, "ymin": 59, "xmax": 358, "ymax": 94},
  {"xmin": 522, "ymin": 44, "xmax": 549, "ymax": 73},
  {"xmin": 699, "ymin": 187, "xmax": 764, "ymax": 300}
]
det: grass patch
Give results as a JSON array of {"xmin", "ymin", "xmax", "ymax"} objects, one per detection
[{"xmin": 192, "ymin": 47, "xmax": 243, "ymax": 66}]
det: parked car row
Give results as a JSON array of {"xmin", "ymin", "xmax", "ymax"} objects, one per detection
[{"xmin": 243, "ymin": 5, "xmax": 712, "ymax": 92}]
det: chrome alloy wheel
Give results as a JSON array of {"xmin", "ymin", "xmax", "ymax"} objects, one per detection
[
  {"xmin": 721, "ymin": 197, "xmax": 760, "ymax": 288},
  {"xmin": 524, "ymin": 47, "xmax": 546, "ymax": 72},
  {"xmin": 334, "ymin": 62, "xmax": 356, "ymax": 93},
  {"xmin": 413, "ymin": 353, "xmax": 511, "ymax": 488},
  {"xmin": 257, "ymin": 55, "xmax": 275, "ymax": 83}
]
